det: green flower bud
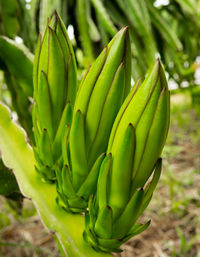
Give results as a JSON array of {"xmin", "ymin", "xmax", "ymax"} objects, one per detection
[
  {"xmin": 108, "ymin": 59, "xmax": 170, "ymax": 195},
  {"xmin": 83, "ymin": 60, "xmax": 170, "ymax": 252},
  {"xmin": 33, "ymin": 11, "xmax": 77, "ymax": 182},
  {"xmin": 56, "ymin": 27, "xmax": 131, "ymax": 212}
]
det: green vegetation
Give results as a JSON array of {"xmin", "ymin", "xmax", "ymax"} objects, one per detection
[{"xmin": 0, "ymin": 0, "xmax": 200, "ymax": 256}]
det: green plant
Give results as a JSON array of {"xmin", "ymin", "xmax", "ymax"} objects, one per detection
[
  {"xmin": 83, "ymin": 59, "xmax": 170, "ymax": 252},
  {"xmin": 56, "ymin": 25, "xmax": 131, "ymax": 213},
  {"xmin": 32, "ymin": 11, "xmax": 77, "ymax": 181},
  {"xmin": 0, "ymin": 12, "xmax": 170, "ymax": 257},
  {"xmin": 169, "ymin": 227, "xmax": 199, "ymax": 257}
]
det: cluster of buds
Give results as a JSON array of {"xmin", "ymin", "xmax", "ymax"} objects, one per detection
[
  {"xmin": 33, "ymin": 12, "xmax": 170, "ymax": 253},
  {"xmin": 83, "ymin": 60, "xmax": 170, "ymax": 252},
  {"xmin": 32, "ymin": 12, "xmax": 77, "ymax": 181},
  {"xmin": 56, "ymin": 26, "xmax": 131, "ymax": 212}
]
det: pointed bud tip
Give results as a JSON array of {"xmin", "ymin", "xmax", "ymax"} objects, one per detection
[
  {"xmin": 120, "ymin": 26, "xmax": 129, "ymax": 38},
  {"xmin": 153, "ymin": 58, "xmax": 162, "ymax": 73},
  {"xmin": 102, "ymin": 45, "xmax": 109, "ymax": 57},
  {"xmin": 77, "ymin": 109, "xmax": 82, "ymax": 114},
  {"xmin": 108, "ymin": 153, "xmax": 112, "ymax": 158},
  {"xmin": 160, "ymin": 87, "xmax": 168, "ymax": 97},
  {"xmin": 156, "ymin": 57, "xmax": 161, "ymax": 64},
  {"xmin": 119, "ymin": 61, "xmax": 125, "ymax": 69},
  {"xmin": 106, "ymin": 205, "xmax": 112, "ymax": 210},
  {"xmin": 122, "ymin": 26, "xmax": 129, "ymax": 32},
  {"xmin": 66, "ymin": 122, "xmax": 70, "ymax": 127},
  {"xmin": 114, "ymin": 26, "xmax": 129, "ymax": 42},
  {"xmin": 156, "ymin": 58, "xmax": 167, "ymax": 80},
  {"xmin": 157, "ymin": 158, "xmax": 162, "ymax": 167},
  {"xmin": 54, "ymin": 10, "xmax": 58, "ymax": 17},
  {"xmin": 53, "ymin": 10, "xmax": 60, "ymax": 25}
]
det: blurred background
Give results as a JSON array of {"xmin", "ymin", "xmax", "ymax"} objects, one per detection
[{"xmin": 0, "ymin": 0, "xmax": 200, "ymax": 256}]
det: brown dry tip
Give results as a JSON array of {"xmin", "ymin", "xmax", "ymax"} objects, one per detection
[
  {"xmin": 54, "ymin": 10, "xmax": 58, "ymax": 17},
  {"xmin": 106, "ymin": 205, "xmax": 112, "ymax": 210},
  {"xmin": 122, "ymin": 25, "xmax": 129, "ymax": 31},
  {"xmin": 108, "ymin": 152, "xmax": 112, "ymax": 158},
  {"xmin": 156, "ymin": 57, "xmax": 161, "ymax": 64}
]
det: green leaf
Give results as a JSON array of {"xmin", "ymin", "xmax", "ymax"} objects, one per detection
[{"xmin": 0, "ymin": 102, "xmax": 112, "ymax": 257}]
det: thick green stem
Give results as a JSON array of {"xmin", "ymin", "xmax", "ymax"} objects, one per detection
[{"xmin": 0, "ymin": 102, "xmax": 112, "ymax": 257}]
